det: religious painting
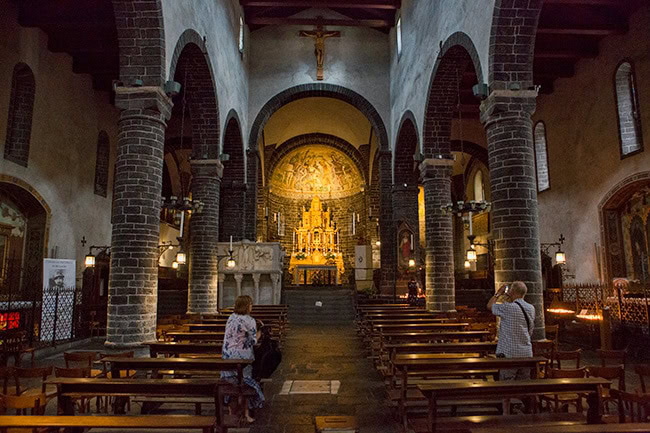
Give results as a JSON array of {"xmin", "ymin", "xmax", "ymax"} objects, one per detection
[
  {"xmin": 629, "ymin": 216, "xmax": 648, "ymax": 283},
  {"xmin": 396, "ymin": 222, "xmax": 414, "ymax": 269},
  {"xmin": 618, "ymin": 187, "xmax": 650, "ymax": 283},
  {"xmin": 269, "ymin": 145, "xmax": 363, "ymax": 199}
]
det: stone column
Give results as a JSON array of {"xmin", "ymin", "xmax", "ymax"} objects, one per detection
[
  {"xmin": 218, "ymin": 274, "xmax": 225, "ymax": 310},
  {"xmin": 377, "ymin": 150, "xmax": 396, "ymax": 294},
  {"xmin": 106, "ymin": 86, "xmax": 172, "ymax": 347},
  {"xmin": 187, "ymin": 159, "xmax": 223, "ymax": 314},
  {"xmin": 420, "ymin": 158, "xmax": 455, "ymax": 312},
  {"xmin": 271, "ymin": 273, "xmax": 281, "ymax": 304},
  {"xmin": 234, "ymin": 274, "xmax": 243, "ymax": 298},
  {"xmin": 392, "ymin": 184, "xmax": 420, "ymax": 263},
  {"xmin": 252, "ymin": 274, "xmax": 261, "ymax": 304},
  {"xmin": 244, "ymin": 148, "xmax": 259, "ymax": 241},
  {"xmin": 480, "ymin": 89, "xmax": 545, "ymax": 340}
]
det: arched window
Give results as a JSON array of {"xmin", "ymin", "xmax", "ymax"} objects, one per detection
[
  {"xmin": 238, "ymin": 16, "xmax": 245, "ymax": 53},
  {"xmin": 94, "ymin": 131, "xmax": 110, "ymax": 197},
  {"xmin": 534, "ymin": 122, "xmax": 550, "ymax": 192},
  {"xmin": 473, "ymin": 169, "xmax": 485, "ymax": 202},
  {"xmin": 396, "ymin": 16, "xmax": 403, "ymax": 57},
  {"xmin": 4, "ymin": 63, "xmax": 35, "ymax": 167},
  {"xmin": 615, "ymin": 61, "xmax": 643, "ymax": 157}
]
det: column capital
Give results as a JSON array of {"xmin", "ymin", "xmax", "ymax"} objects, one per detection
[
  {"xmin": 114, "ymin": 86, "xmax": 173, "ymax": 120},
  {"xmin": 419, "ymin": 157, "xmax": 454, "ymax": 182},
  {"xmin": 480, "ymin": 89, "xmax": 538, "ymax": 127},
  {"xmin": 190, "ymin": 158, "xmax": 224, "ymax": 179}
]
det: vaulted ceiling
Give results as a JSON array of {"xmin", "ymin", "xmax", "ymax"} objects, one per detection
[{"xmin": 240, "ymin": 0, "xmax": 400, "ymax": 32}]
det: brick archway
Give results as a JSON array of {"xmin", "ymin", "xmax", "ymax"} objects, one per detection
[
  {"xmin": 394, "ymin": 113, "xmax": 419, "ymax": 186},
  {"xmin": 220, "ymin": 111, "xmax": 246, "ymax": 242},
  {"xmin": 450, "ymin": 140, "xmax": 488, "ymax": 168},
  {"xmin": 488, "ymin": 0, "xmax": 543, "ymax": 90},
  {"xmin": 112, "ymin": 0, "xmax": 166, "ymax": 87},
  {"xmin": 598, "ymin": 171, "xmax": 650, "ymax": 283},
  {"xmin": 249, "ymin": 84, "xmax": 388, "ymax": 152},
  {"xmin": 170, "ymin": 30, "xmax": 220, "ymax": 160},
  {"xmin": 421, "ymin": 33, "xmax": 483, "ymax": 312}
]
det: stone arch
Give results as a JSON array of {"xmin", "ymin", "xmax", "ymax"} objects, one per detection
[
  {"xmin": 220, "ymin": 111, "xmax": 246, "ymax": 241},
  {"xmin": 450, "ymin": 140, "xmax": 488, "ymax": 168},
  {"xmin": 0, "ymin": 175, "xmax": 51, "ymax": 298},
  {"xmin": 4, "ymin": 63, "xmax": 35, "ymax": 167},
  {"xmin": 488, "ymin": 0, "xmax": 543, "ymax": 91},
  {"xmin": 421, "ymin": 36, "xmax": 483, "ymax": 312},
  {"xmin": 94, "ymin": 131, "xmax": 110, "ymax": 197},
  {"xmin": 249, "ymin": 84, "xmax": 389, "ymax": 152},
  {"xmin": 170, "ymin": 32, "xmax": 220, "ymax": 160},
  {"xmin": 598, "ymin": 171, "xmax": 650, "ymax": 283},
  {"xmin": 266, "ymin": 134, "xmax": 368, "ymax": 187},
  {"xmin": 394, "ymin": 111, "xmax": 420, "ymax": 186},
  {"xmin": 112, "ymin": 0, "xmax": 166, "ymax": 87}
]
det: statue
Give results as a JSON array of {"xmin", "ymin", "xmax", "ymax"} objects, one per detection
[{"xmin": 299, "ymin": 23, "xmax": 340, "ymax": 80}]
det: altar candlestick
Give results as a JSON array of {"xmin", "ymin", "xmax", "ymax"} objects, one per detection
[
  {"xmin": 229, "ymin": 235, "xmax": 233, "ymax": 251},
  {"xmin": 293, "ymin": 231, "xmax": 296, "ymax": 251},
  {"xmin": 410, "ymin": 234, "xmax": 414, "ymax": 251}
]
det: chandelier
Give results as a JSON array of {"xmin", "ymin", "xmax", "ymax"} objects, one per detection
[{"xmin": 441, "ymin": 67, "xmax": 491, "ymax": 216}]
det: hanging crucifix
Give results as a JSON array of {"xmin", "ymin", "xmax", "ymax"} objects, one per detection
[{"xmin": 299, "ymin": 23, "xmax": 340, "ymax": 81}]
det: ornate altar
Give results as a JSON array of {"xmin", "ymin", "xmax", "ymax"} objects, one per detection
[
  {"xmin": 289, "ymin": 196, "xmax": 344, "ymax": 285},
  {"xmin": 217, "ymin": 241, "xmax": 283, "ymax": 307}
]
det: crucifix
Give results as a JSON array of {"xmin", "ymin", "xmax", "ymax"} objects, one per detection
[{"xmin": 299, "ymin": 24, "xmax": 340, "ymax": 81}]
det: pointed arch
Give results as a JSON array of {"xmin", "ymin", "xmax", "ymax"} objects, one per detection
[{"xmin": 4, "ymin": 63, "xmax": 36, "ymax": 167}]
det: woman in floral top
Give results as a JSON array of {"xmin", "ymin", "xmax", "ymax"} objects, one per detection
[{"xmin": 221, "ymin": 295, "xmax": 264, "ymax": 422}]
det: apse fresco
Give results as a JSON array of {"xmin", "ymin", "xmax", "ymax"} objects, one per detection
[{"xmin": 270, "ymin": 145, "xmax": 363, "ymax": 199}]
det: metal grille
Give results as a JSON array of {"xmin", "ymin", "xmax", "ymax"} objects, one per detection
[
  {"xmin": 560, "ymin": 283, "xmax": 650, "ymax": 333},
  {"xmin": 0, "ymin": 258, "xmax": 86, "ymax": 348}
]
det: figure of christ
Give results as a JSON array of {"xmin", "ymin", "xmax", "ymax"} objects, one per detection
[{"xmin": 299, "ymin": 25, "xmax": 340, "ymax": 80}]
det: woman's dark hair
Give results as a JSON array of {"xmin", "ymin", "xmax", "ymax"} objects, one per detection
[{"xmin": 233, "ymin": 295, "xmax": 253, "ymax": 315}]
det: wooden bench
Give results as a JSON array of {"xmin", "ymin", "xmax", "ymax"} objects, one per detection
[
  {"xmin": 378, "ymin": 341, "xmax": 497, "ymax": 373},
  {"xmin": 166, "ymin": 332, "xmax": 225, "ymax": 342},
  {"xmin": 393, "ymin": 356, "xmax": 546, "ymax": 429},
  {"xmin": 0, "ymin": 415, "xmax": 217, "ymax": 433},
  {"xmin": 470, "ymin": 424, "xmax": 650, "ymax": 433},
  {"xmin": 417, "ymin": 378, "xmax": 610, "ymax": 432},
  {"xmin": 47, "ymin": 377, "xmax": 246, "ymax": 427},
  {"xmin": 147, "ymin": 341, "xmax": 222, "ymax": 358}
]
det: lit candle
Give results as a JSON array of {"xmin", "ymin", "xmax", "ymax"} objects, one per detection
[
  {"xmin": 410, "ymin": 234, "xmax": 414, "ymax": 251},
  {"xmin": 229, "ymin": 235, "xmax": 233, "ymax": 251}
]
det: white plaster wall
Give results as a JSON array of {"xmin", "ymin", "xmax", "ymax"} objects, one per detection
[
  {"xmin": 248, "ymin": 8, "xmax": 391, "ymax": 147},
  {"xmin": 534, "ymin": 8, "xmax": 650, "ymax": 283},
  {"xmin": 0, "ymin": 1, "xmax": 118, "ymax": 279},
  {"xmin": 162, "ymin": 0, "xmax": 249, "ymax": 154},
  {"xmin": 390, "ymin": 0, "xmax": 495, "ymax": 150}
]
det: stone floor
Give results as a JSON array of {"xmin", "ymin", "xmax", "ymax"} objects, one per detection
[{"xmin": 249, "ymin": 323, "xmax": 399, "ymax": 433}]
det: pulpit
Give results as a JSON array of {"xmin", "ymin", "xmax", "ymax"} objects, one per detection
[{"xmin": 288, "ymin": 196, "xmax": 344, "ymax": 285}]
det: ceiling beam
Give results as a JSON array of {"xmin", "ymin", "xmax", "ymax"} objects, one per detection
[
  {"xmin": 534, "ymin": 49, "xmax": 598, "ymax": 59},
  {"xmin": 246, "ymin": 17, "xmax": 392, "ymax": 28},
  {"xmin": 541, "ymin": 0, "xmax": 621, "ymax": 5},
  {"xmin": 536, "ymin": 26, "xmax": 625, "ymax": 36},
  {"xmin": 241, "ymin": 1, "xmax": 399, "ymax": 9}
]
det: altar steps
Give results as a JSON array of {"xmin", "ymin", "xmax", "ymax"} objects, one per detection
[{"xmin": 283, "ymin": 288, "xmax": 355, "ymax": 325}]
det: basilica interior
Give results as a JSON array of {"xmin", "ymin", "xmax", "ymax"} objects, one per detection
[{"xmin": 0, "ymin": 0, "xmax": 649, "ymax": 432}]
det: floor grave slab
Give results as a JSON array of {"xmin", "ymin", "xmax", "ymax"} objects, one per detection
[{"xmin": 280, "ymin": 380, "xmax": 341, "ymax": 395}]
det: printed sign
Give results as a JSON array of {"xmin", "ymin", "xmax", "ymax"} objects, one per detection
[{"xmin": 41, "ymin": 259, "xmax": 76, "ymax": 341}]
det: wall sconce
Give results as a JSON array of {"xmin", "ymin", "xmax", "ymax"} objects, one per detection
[
  {"xmin": 408, "ymin": 258, "xmax": 416, "ymax": 268},
  {"xmin": 84, "ymin": 245, "xmax": 111, "ymax": 267},
  {"xmin": 172, "ymin": 261, "xmax": 179, "ymax": 269},
  {"xmin": 375, "ymin": 240, "xmax": 381, "ymax": 246},
  {"xmin": 464, "ymin": 260, "xmax": 471, "ymax": 269},
  {"xmin": 227, "ymin": 252, "xmax": 236, "ymax": 269},
  {"xmin": 542, "ymin": 233, "xmax": 567, "ymax": 265},
  {"xmin": 466, "ymin": 246, "xmax": 477, "ymax": 263},
  {"xmin": 176, "ymin": 251, "xmax": 187, "ymax": 265}
]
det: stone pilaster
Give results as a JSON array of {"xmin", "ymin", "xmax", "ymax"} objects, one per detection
[
  {"xmin": 106, "ymin": 86, "xmax": 172, "ymax": 347},
  {"xmin": 187, "ymin": 159, "xmax": 223, "ymax": 314},
  {"xmin": 420, "ymin": 157, "xmax": 456, "ymax": 312},
  {"xmin": 244, "ymin": 148, "xmax": 259, "ymax": 241},
  {"xmin": 377, "ymin": 150, "xmax": 395, "ymax": 294},
  {"xmin": 480, "ymin": 89, "xmax": 545, "ymax": 340}
]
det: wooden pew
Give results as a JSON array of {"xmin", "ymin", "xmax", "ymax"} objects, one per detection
[
  {"xmin": 393, "ymin": 356, "xmax": 547, "ymax": 429},
  {"xmin": 470, "ymin": 424, "xmax": 650, "ymax": 433},
  {"xmin": 381, "ymin": 341, "xmax": 498, "ymax": 374},
  {"xmin": 0, "ymin": 415, "xmax": 217, "ymax": 433},
  {"xmin": 104, "ymin": 357, "xmax": 251, "ymax": 382},
  {"xmin": 417, "ymin": 378, "xmax": 610, "ymax": 433},
  {"xmin": 375, "ymin": 323, "xmax": 468, "ymax": 333},
  {"xmin": 47, "ymin": 377, "xmax": 252, "ymax": 428},
  {"xmin": 147, "ymin": 342, "xmax": 222, "ymax": 358},
  {"xmin": 166, "ymin": 332, "xmax": 224, "ymax": 342}
]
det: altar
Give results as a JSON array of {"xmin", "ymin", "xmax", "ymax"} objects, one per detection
[{"xmin": 288, "ymin": 196, "xmax": 344, "ymax": 285}]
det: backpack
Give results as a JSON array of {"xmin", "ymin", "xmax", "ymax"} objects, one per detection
[{"xmin": 253, "ymin": 327, "xmax": 282, "ymax": 381}]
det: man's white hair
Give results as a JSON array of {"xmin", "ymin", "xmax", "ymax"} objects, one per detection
[{"xmin": 511, "ymin": 281, "xmax": 528, "ymax": 297}]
